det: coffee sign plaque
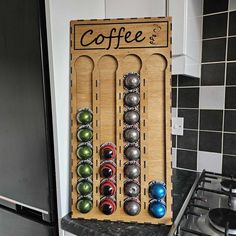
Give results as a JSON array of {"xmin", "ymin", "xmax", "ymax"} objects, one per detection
[
  {"xmin": 73, "ymin": 21, "xmax": 168, "ymax": 50},
  {"xmin": 70, "ymin": 17, "xmax": 173, "ymax": 225}
]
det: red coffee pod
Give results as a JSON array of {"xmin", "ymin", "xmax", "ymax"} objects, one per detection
[
  {"xmin": 100, "ymin": 162, "xmax": 116, "ymax": 178},
  {"xmin": 100, "ymin": 143, "xmax": 117, "ymax": 160},
  {"xmin": 99, "ymin": 198, "xmax": 116, "ymax": 215},
  {"xmin": 100, "ymin": 180, "xmax": 116, "ymax": 196}
]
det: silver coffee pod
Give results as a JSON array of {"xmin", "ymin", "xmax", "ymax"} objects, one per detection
[
  {"xmin": 124, "ymin": 73, "xmax": 140, "ymax": 90},
  {"xmin": 124, "ymin": 92, "xmax": 140, "ymax": 107},
  {"xmin": 124, "ymin": 146, "xmax": 140, "ymax": 161},
  {"xmin": 124, "ymin": 163, "xmax": 140, "ymax": 179},
  {"xmin": 124, "ymin": 110, "xmax": 140, "ymax": 125},
  {"xmin": 124, "ymin": 199, "xmax": 141, "ymax": 216},
  {"xmin": 124, "ymin": 128, "xmax": 139, "ymax": 143},
  {"xmin": 124, "ymin": 181, "xmax": 140, "ymax": 197}
]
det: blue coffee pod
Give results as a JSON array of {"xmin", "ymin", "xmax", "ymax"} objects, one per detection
[
  {"xmin": 149, "ymin": 200, "xmax": 166, "ymax": 218},
  {"xmin": 149, "ymin": 182, "xmax": 166, "ymax": 199}
]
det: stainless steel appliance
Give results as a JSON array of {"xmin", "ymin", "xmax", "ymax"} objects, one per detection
[
  {"xmin": 0, "ymin": 0, "xmax": 58, "ymax": 235},
  {"xmin": 169, "ymin": 170, "xmax": 236, "ymax": 236}
]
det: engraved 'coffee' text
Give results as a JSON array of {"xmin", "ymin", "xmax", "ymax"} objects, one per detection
[{"xmin": 80, "ymin": 27, "xmax": 145, "ymax": 50}]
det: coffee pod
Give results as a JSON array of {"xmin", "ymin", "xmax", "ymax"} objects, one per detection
[
  {"xmin": 77, "ymin": 163, "xmax": 92, "ymax": 178},
  {"xmin": 124, "ymin": 145, "xmax": 140, "ymax": 161},
  {"xmin": 100, "ymin": 198, "xmax": 116, "ymax": 215},
  {"xmin": 124, "ymin": 73, "xmax": 140, "ymax": 90},
  {"xmin": 124, "ymin": 92, "xmax": 140, "ymax": 107},
  {"xmin": 124, "ymin": 181, "xmax": 140, "ymax": 197},
  {"xmin": 77, "ymin": 127, "xmax": 93, "ymax": 142},
  {"xmin": 124, "ymin": 110, "xmax": 140, "ymax": 125},
  {"xmin": 149, "ymin": 200, "xmax": 166, "ymax": 218},
  {"xmin": 100, "ymin": 143, "xmax": 116, "ymax": 160},
  {"xmin": 149, "ymin": 182, "xmax": 166, "ymax": 200},
  {"xmin": 77, "ymin": 198, "xmax": 92, "ymax": 213},
  {"xmin": 77, "ymin": 180, "xmax": 92, "ymax": 195},
  {"xmin": 124, "ymin": 199, "xmax": 141, "ymax": 216},
  {"xmin": 124, "ymin": 128, "xmax": 139, "ymax": 143},
  {"xmin": 77, "ymin": 145, "xmax": 93, "ymax": 160},
  {"xmin": 76, "ymin": 109, "xmax": 92, "ymax": 125},
  {"xmin": 100, "ymin": 180, "xmax": 116, "ymax": 196},
  {"xmin": 100, "ymin": 162, "xmax": 116, "ymax": 178},
  {"xmin": 124, "ymin": 162, "xmax": 140, "ymax": 179}
]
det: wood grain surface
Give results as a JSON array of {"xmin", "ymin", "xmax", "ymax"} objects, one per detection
[{"xmin": 70, "ymin": 17, "xmax": 172, "ymax": 225}]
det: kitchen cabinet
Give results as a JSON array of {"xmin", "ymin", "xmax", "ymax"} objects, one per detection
[
  {"xmin": 105, "ymin": 0, "xmax": 166, "ymax": 18},
  {"xmin": 105, "ymin": 0, "xmax": 203, "ymax": 78},
  {"xmin": 169, "ymin": 0, "xmax": 203, "ymax": 77}
]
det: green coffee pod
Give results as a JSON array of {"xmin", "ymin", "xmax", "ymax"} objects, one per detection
[
  {"xmin": 77, "ymin": 145, "xmax": 93, "ymax": 160},
  {"xmin": 77, "ymin": 128, "xmax": 93, "ymax": 142},
  {"xmin": 77, "ymin": 181, "xmax": 92, "ymax": 195},
  {"xmin": 77, "ymin": 163, "xmax": 92, "ymax": 178},
  {"xmin": 77, "ymin": 198, "xmax": 92, "ymax": 213},
  {"xmin": 77, "ymin": 109, "xmax": 92, "ymax": 124}
]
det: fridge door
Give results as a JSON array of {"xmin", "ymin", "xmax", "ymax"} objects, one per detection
[
  {"xmin": 0, "ymin": 207, "xmax": 57, "ymax": 236},
  {"xmin": 0, "ymin": 0, "xmax": 57, "ymax": 222}
]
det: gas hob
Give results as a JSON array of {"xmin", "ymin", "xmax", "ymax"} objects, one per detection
[{"xmin": 169, "ymin": 171, "xmax": 236, "ymax": 236}]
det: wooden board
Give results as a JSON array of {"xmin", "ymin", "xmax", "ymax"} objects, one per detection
[{"xmin": 70, "ymin": 17, "xmax": 172, "ymax": 225}]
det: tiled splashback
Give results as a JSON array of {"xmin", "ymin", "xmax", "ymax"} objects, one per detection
[{"xmin": 172, "ymin": 0, "xmax": 236, "ymax": 175}]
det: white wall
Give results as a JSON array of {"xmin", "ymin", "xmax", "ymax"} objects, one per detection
[{"xmin": 45, "ymin": 1, "xmax": 105, "ymax": 234}]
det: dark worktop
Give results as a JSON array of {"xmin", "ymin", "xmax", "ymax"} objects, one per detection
[{"xmin": 61, "ymin": 168, "xmax": 197, "ymax": 236}]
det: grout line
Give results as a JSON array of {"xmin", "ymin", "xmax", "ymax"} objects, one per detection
[
  {"xmin": 177, "ymin": 148, "xmax": 197, "ymax": 152},
  {"xmin": 184, "ymin": 128, "xmax": 236, "ymax": 135},
  {"xmin": 202, "ymin": 35, "xmax": 236, "ymax": 41},
  {"xmin": 223, "ymin": 153, "xmax": 236, "ymax": 157},
  {"xmin": 203, "ymin": 11, "xmax": 228, "ymax": 17},
  {"xmin": 174, "ymin": 166, "xmax": 198, "ymax": 173},
  {"xmin": 203, "ymin": 36, "xmax": 227, "ymax": 41},
  {"xmin": 178, "ymin": 107, "xmax": 236, "ymax": 111},
  {"xmin": 202, "ymin": 61, "xmax": 226, "ymax": 64},
  {"xmin": 203, "ymin": 9, "xmax": 236, "ymax": 17},
  {"xmin": 174, "ymin": 85, "xmax": 236, "ymax": 88},
  {"xmin": 202, "ymin": 60, "xmax": 236, "ymax": 64}
]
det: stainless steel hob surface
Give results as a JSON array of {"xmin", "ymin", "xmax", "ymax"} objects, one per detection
[{"xmin": 169, "ymin": 170, "xmax": 236, "ymax": 236}]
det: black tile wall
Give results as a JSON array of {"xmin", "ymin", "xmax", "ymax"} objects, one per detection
[
  {"xmin": 172, "ymin": 135, "xmax": 176, "ymax": 148},
  {"xmin": 200, "ymin": 110, "xmax": 223, "ymax": 131},
  {"xmin": 204, "ymin": 0, "xmax": 228, "ymax": 14},
  {"xmin": 173, "ymin": 1, "xmax": 236, "ymax": 173},
  {"xmin": 222, "ymin": 155, "xmax": 236, "ymax": 176},
  {"xmin": 229, "ymin": 11, "xmax": 236, "ymax": 36},
  {"xmin": 224, "ymin": 111, "xmax": 236, "ymax": 132},
  {"xmin": 172, "ymin": 75, "xmax": 177, "ymax": 87},
  {"xmin": 177, "ymin": 130, "xmax": 198, "ymax": 150},
  {"xmin": 172, "ymin": 88, "xmax": 177, "ymax": 107},
  {"xmin": 226, "ymin": 63, "xmax": 236, "ymax": 85},
  {"xmin": 203, "ymin": 13, "xmax": 227, "ymax": 39},
  {"xmin": 225, "ymin": 87, "xmax": 236, "ymax": 109},
  {"xmin": 178, "ymin": 109, "xmax": 198, "ymax": 129},
  {"xmin": 178, "ymin": 88, "xmax": 199, "ymax": 108},
  {"xmin": 202, "ymin": 38, "xmax": 226, "ymax": 62},
  {"xmin": 227, "ymin": 37, "xmax": 236, "ymax": 61},
  {"xmin": 177, "ymin": 150, "xmax": 197, "ymax": 170},
  {"xmin": 201, "ymin": 63, "xmax": 225, "ymax": 86},
  {"xmin": 178, "ymin": 75, "xmax": 199, "ymax": 87},
  {"xmin": 223, "ymin": 133, "xmax": 236, "ymax": 155},
  {"xmin": 199, "ymin": 131, "xmax": 222, "ymax": 153}
]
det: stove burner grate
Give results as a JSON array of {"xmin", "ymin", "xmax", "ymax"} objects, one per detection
[
  {"xmin": 208, "ymin": 208, "xmax": 236, "ymax": 235},
  {"xmin": 221, "ymin": 180, "xmax": 236, "ymax": 194}
]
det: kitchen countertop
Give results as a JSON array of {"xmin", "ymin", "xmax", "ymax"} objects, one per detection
[{"xmin": 61, "ymin": 168, "xmax": 197, "ymax": 236}]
